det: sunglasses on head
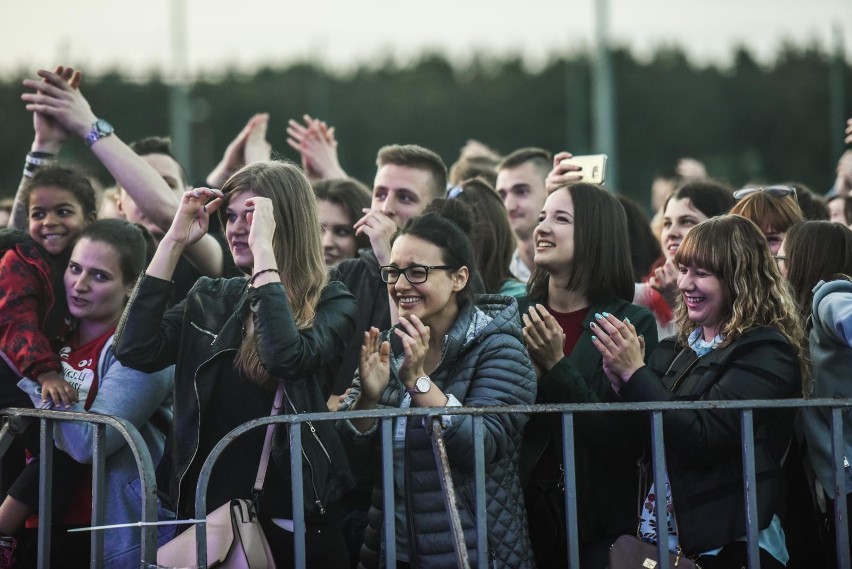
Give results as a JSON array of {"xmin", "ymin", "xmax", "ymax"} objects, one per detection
[{"xmin": 733, "ymin": 185, "xmax": 797, "ymax": 201}]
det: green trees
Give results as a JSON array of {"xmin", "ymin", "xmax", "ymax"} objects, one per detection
[{"xmin": 1, "ymin": 44, "xmax": 848, "ymax": 206}]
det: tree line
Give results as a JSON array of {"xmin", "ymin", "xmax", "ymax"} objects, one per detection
[{"xmin": 1, "ymin": 43, "xmax": 849, "ymax": 207}]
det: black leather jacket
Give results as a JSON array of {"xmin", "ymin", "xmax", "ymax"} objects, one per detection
[{"xmin": 114, "ymin": 273, "xmax": 357, "ymax": 519}]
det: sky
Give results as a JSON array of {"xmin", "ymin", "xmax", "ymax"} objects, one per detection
[{"xmin": 0, "ymin": 0, "xmax": 850, "ymax": 80}]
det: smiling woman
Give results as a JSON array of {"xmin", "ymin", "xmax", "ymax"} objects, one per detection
[
  {"xmin": 519, "ymin": 182, "xmax": 659, "ymax": 568},
  {"xmin": 0, "ymin": 219, "xmax": 173, "ymax": 567},
  {"xmin": 338, "ymin": 199, "xmax": 537, "ymax": 568},
  {"xmin": 592, "ymin": 215, "xmax": 807, "ymax": 566}
]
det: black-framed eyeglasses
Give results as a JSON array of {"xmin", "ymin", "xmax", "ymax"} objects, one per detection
[
  {"xmin": 380, "ymin": 264, "xmax": 458, "ymax": 284},
  {"xmin": 733, "ymin": 185, "xmax": 797, "ymax": 202}
]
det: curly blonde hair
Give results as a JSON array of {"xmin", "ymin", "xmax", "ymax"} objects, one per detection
[{"xmin": 673, "ymin": 215, "xmax": 809, "ymax": 392}]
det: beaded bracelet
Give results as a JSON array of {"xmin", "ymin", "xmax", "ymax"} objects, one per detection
[{"xmin": 249, "ymin": 268, "xmax": 280, "ymax": 288}]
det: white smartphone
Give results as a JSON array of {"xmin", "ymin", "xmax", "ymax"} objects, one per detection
[{"xmin": 560, "ymin": 154, "xmax": 608, "ymax": 185}]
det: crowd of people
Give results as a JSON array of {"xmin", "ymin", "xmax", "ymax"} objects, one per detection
[{"xmin": 0, "ymin": 64, "xmax": 851, "ymax": 568}]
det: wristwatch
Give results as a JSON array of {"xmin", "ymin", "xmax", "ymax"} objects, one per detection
[
  {"xmin": 85, "ymin": 119, "xmax": 114, "ymax": 147},
  {"xmin": 406, "ymin": 376, "xmax": 432, "ymax": 396}
]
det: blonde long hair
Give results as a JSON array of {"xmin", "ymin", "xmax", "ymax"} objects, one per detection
[
  {"xmin": 673, "ymin": 215, "xmax": 809, "ymax": 390},
  {"xmin": 219, "ymin": 161, "xmax": 328, "ymax": 384}
]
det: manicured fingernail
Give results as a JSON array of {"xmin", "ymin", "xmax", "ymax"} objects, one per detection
[
  {"xmin": 590, "ymin": 322, "xmax": 597, "ymax": 328},
  {"xmin": 595, "ymin": 312, "xmax": 603, "ymax": 319},
  {"xmin": 624, "ymin": 317, "xmax": 630, "ymax": 324},
  {"xmin": 602, "ymin": 312, "xmax": 611, "ymax": 317},
  {"xmin": 591, "ymin": 335, "xmax": 598, "ymax": 341}
]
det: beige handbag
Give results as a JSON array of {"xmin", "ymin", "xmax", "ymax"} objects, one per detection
[{"xmin": 157, "ymin": 385, "xmax": 284, "ymax": 568}]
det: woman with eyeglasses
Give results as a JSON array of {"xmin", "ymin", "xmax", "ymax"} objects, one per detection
[
  {"xmin": 778, "ymin": 220, "xmax": 852, "ymax": 567},
  {"xmin": 520, "ymin": 183, "xmax": 659, "ymax": 568},
  {"xmin": 729, "ymin": 185, "xmax": 803, "ymax": 255},
  {"xmin": 338, "ymin": 199, "xmax": 537, "ymax": 569},
  {"xmin": 592, "ymin": 215, "xmax": 806, "ymax": 568}
]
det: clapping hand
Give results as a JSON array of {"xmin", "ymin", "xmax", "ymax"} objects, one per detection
[
  {"xmin": 286, "ymin": 115, "xmax": 346, "ymax": 180},
  {"xmin": 590, "ymin": 313, "xmax": 645, "ymax": 393},
  {"xmin": 358, "ymin": 327, "xmax": 391, "ymax": 404},
  {"xmin": 522, "ymin": 304, "xmax": 566, "ymax": 376}
]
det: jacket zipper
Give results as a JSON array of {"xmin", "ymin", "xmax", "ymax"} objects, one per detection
[
  {"xmin": 175, "ymin": 347, "xmax": 235, "ymax": 514},
  {"xmin": 282, "ymin": 385, "xmax": 329, "ymax": 515},
  {"xmin": 190, "ymin": 322, "xmax": 218, "ymax": 345},
  {"xmin": 114, "ymin": 275, "xmax": 144, "ymax": 342}
]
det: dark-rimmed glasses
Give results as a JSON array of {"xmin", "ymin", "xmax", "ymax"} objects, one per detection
[
  {"xmin": 380, "ymin": 264, "xmax": 458, "ymax": 284},
  {"xmin": 733, "ymin": 185, "xmax": 797, "ymax": 202}
]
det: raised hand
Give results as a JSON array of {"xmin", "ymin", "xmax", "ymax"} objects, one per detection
[
  {"xmin": 244, "ymin": 195, "xmax": 276, "ymax": 258},
  {"xmin": 286, "ymin": 114, "xmax": 346, "ymax": 180},
  {"xmin": 649, "ymin": 259, "xmax": 680, "ymax": 305},
  {"xmin": 522, "ymin": 304, "xmax": 566, "ymax": 373},
  {"xmin": 206, "ymin": 113, "xmax": 271, "ymax": 188},
  {"xmin": 163, "ymin": 188, "xmax": 224, "ymax": 248},
  {"xmin": 395, "ymin": 315, "xmax": 430, "ymax": 388},
  {"xmin": 21, "ymin": 68, "xmax": 98, "ymax": 141},
  {"xmin": 353, "ymin": 208, "xmax": 397, "ymax": 265},
  {"xmin": 358, "ymin": 327, "xmax": 391, "ymax": 404},
  {"xmin": 31, "ymin": 65, "xmax": 81, "ymax": 153},
  {"xmin": 545, "ymin": 151, "xmax": 584, "ymax": 194}
]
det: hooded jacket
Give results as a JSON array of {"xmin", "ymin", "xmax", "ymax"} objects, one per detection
[
  {"xmin": 114, "ymin": 273, "xmax": 357, "ymax": 520},
  {"xmin": 801, "ymin": 279, "xmax": 852, "ymax": 499},
  {"xmin": 338, "ymin": 294, "xmax": 537, "ymax": 569}
]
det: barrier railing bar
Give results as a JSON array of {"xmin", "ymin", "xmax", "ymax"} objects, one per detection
[
  {"xmin": 473, "ymin": 416, "xmax": 487, "ymax": 569},
  {"xmin": 0, "ymin": 407, "xmax": 157, "ymax": 567},
  {"xmin": 740, "ymin": 410, "xmax": 760, "ymax": 568},
  {"xmin": 650, "ymin": 411, "xmax": 669, "ymax": 569},
  {"xmin": 561, "ymin": 412, "xmax": 580, "ymax": 569},
  {"xmin": 831, "ymin": 407, "xmax": 850, "ymax": 569},
  {"xmin": 37, "ymin": 420, "xmax": 54, "ymax": 569},
  {"xmin": 90, "ymin": 423, "xmax": 106, "ymax": 568},
  {"xmin": 290, "ymin": 421, "xmax": 306, "ymax": 569},
  {"xmin": 381, "ymin": 417, "xmax": 396, "ymax": 569},
  {"xmin": 1, "ymin": 408, "xmax": 159, "ymax": 568},
  {"xmin": 179, "ymin": 399, "xmax": 852, "ymax": 569},
  {"xmin": 431, "ymin": 417, "xmax": 470, "ymax": 568}
]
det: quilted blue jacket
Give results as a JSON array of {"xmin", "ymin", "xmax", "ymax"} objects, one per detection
[{"xmin": 339, "ymin": 294, "xmax": 537, "ymax": 569}]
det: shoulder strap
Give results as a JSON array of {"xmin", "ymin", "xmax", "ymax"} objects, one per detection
[{"xmin": 254, "ymin": 383, "xmax": 285, "ymax": 492}]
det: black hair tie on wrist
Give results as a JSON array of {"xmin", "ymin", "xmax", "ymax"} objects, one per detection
[{"xmin": 249, "ymin": 268, "xmax": 281, "ymax": 288}]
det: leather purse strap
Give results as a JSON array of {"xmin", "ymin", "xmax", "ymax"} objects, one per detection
[{"xmin": 254, "ymin": 383, "xmax": 285, "ymax": 492}]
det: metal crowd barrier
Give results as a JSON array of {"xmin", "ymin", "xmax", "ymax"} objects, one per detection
[
  {"xmin": 0, "ymin": 407, "xmax": 159, "ymax": 569},
  {"xmin": 193, "ymin": 398, "xmax": 852, "ymax": 569},
  {"xmin": 2, "ymin": 399, "xmax": 850, "ymax": 568}
]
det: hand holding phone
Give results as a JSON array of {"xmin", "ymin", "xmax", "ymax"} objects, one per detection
[{"xmin": 559, "ymin": 154, "xmax": 607, "ymax": 185}]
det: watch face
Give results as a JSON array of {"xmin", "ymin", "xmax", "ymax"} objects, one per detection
[
  {"xmin": 96, "ymin": 119, "xmax": 114, "ymax": 136},
  {"xmin": 415, "ymin": 376, "xmax": 431, "ymax": 393}
]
